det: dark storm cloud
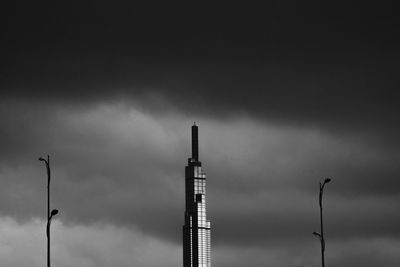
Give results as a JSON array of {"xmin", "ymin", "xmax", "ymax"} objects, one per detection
[
  {"xmin": 5, "ymin": 1, "xmax": 398, "ymax": 50},
  {"xmin": 3, "ymin": 1, "xmax": 400, "ymax": 134}
]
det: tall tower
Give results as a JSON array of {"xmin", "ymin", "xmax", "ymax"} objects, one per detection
[{"xmin": 183, "ymin": 124, "xmax": 211, "ymax": 267}]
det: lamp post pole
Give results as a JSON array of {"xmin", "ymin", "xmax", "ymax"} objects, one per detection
[
  {"xmin": 39, "ymin": 155, "xmax": 58, "ymax": 267},
  {"xmin": 313, "ymin": 178, "xmax": 331, "ymax": 267}
]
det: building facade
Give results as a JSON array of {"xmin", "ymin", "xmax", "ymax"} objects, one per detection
[{"xmin": 183, "ymin": 124, "xmax": 211, "ymax": 267}]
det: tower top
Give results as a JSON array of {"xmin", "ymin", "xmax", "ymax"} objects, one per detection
[{"xmin": 191, "ymin": 124, "xmax": 199, "ymax": 161}]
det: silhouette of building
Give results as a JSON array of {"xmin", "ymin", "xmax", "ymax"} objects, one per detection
[{"xmin": 183, "ymin": 124, "xmax": 211, "ymax": 267}]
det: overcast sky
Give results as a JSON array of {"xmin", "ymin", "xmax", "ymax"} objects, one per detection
[{"xmin": 1, "ymin": 2, "xmax": 400, "ymax": 267}]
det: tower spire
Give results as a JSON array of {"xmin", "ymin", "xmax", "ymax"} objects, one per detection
[{"xmin": 192, "ymin": 123, "xmax": 199, "ymax": 161}]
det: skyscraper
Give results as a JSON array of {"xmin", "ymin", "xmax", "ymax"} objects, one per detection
[{"xmin": 183, "ymin": 124, "xmax": 211, "ymax": 267}]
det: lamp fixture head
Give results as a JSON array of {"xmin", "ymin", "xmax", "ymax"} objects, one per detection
[
  {"xmin": 51, "ymin": 209, "xmax": 59, "ymax": 216},
  {"xmin": 313, "ymin": 231, "xmax": 321, "ymax": 237}
]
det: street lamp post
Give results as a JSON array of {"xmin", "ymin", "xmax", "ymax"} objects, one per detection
[
  {"xmin": 313, "ymin": 178, "xmax": 331, "ymax": 267},
  {"xmin": 39, "ymin": 155, "xmax": 59, "ymax": 267}
]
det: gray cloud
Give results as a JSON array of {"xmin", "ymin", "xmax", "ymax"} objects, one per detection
[
  {"xmin": 2, "ymin": 216, "xmax": 399, "ymax": 267},
  {"xmin": 0, "ymin": 98, "xmax": 399, "ymax": 266},
  {"xmin": 0, "ymin": 216, "xmax": 181, "ymax": 267}
]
